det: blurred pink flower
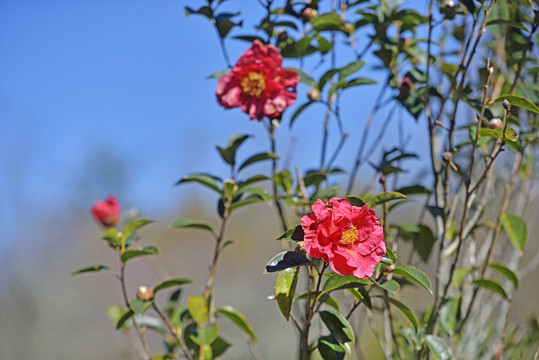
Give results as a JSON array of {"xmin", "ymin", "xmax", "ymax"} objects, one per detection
[
  {"xmin": 216, "ymin": 41, "xmax": 298, "ymax": 120},
  {"xmin": 91, "ymin": 195, "xmax": 121, "ymax": 227},
  {"xmin": 301, "ymin": 198, "xmax": 385, "ymax": 279}
]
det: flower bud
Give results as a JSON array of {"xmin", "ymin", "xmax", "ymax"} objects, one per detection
[
  {"xmin": 91, "ymin": 195, "xmax": 121, "ymax": 227},
  {"xmin": 398, "ymin": 77, "xmax": 412, "ymax": 97},
  {"xmin": 489, "ymin": 118, "xmax": 503, "ymax": 129},
  {"xmin": 503, "ymin": 99, "xmax": 511, "ymax": 111},
  {"xmin": 308, "ymin": 88, "xmax": 321, "ymax": 102},
  {"xmin": 382, "ymin": 264, "xmax": 395, "ymax": 275},
  {"xmin": 295, "ymin": 241, "xmax": 306, "ymax": 255},
  {"xmin": 344, "ymin": 22, "xmax": 354, "ymax": 35},
  {"xmin": 136, "ymin": 286, "xmax": 154, "ymax": 301},
  {"xmin": 301, "ymin": 7, "xmax": 318, "ymax": 22},
  {"xmin": 379, "ymin": 175, "xmax": 386, "ymax": 185},
  {"xmin": 442, "ymin": 151, "xmax": 453, "ymax": 163},
  {"xmin": 276, "ymin": 28, "xmax": 288, "ymax": 43}
]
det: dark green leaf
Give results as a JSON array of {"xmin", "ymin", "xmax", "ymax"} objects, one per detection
[
  {"xmin": 116, "ymin": 309, "xmax": 135, "ymax": 330},
  {"xmin": 154, "ymin": 278, "xmax": 193, "ymax": 294},
  {"xmin": 286, "ymin": 68, "xmax": 317, "ymax": 88},
  {"xmin": 176, "ymin": 174, "xmax": 222, "ymax": 194},
  {"xmin": 339, "ymin": 60, "xmax": 366, "ymax": 80},
  {"xmin": 425, "ymin": 335, "xmax": 452, "ymax": 360},
  {"xmin": 184, "ymin": 6, "xmax": 213, "ymax": 19},
  {"xmin": 216, "ymin": 134, "xmax": 250, "ymax": 166},
  {"xmin": 217, "ymin": 306, "xmax": 257, "ymax": 341},
  {"xmin": 290, "ymin": 101, "xmax": 314, "ymax": 128},
  {"xmin": 318, "ymin": 335, "xmax": 346, "ymax": 360},
  {"xmin": 472, "ymin": 278, "xmax": 508, "ymax": 300},
  {"xmin": 395, "ymin": 185, "xmax": 431, "ymax": 196},
  {"xmin": 488, "ymin": 263, "xmax": 519, "ymax": 288},
  {"xmin": 187, "ymin": 295, "xmax": 209, "ymax": 324},
  {"xmin": 277, "ymin": 222, "xmax": 304, "ymax": 241},
  {"xmin": 348, "ymin": 287, "xmax": 371, "ymax": 310},
  {"xmin": 318, "ymin": 274, "xmax": 371, "ymax": 300},
  {"xmin": 274, "ymin": 170, "xmax": 293, "ymax": 194},
  {"xmin": 71, "ymin": 265, "xmax": 112, "ymax": 276},
  {"xmin": 492, "ymin": 95, "xmax": 539, "ymax": 114},
  {"xmin": 121, "ymin": 219, "xmax": 154, "ymax": 248},
  {"xmin": 265, "ymin": 251, "xmax": 311, "ymax": 273},
  {"xmin": 392, "ymin": 265, "xmax": 432, "ymax": 294},
  {"xmin": 460, "ymin": 0, "xmax": 475, "ymax": 14},
  {"xmin": 345, "ymin": 196, "xmax": 366, "ymax": 207},
  {"xmin": 238, "ymin": 152, "xmax": 278, "ymax": 172},
  {"xmin": 169, "ymin": 219, "xmax": 214, "ymax": 234},
  {"xmin": 369, "ymin": 192, "xmax": 407, "ymax": 207},
  {"xmin": 487, "ymin": 19, "xmax": 529, "ymax": 33},
  {"xmin": 319, "ymin": 310, "xmax": 355, "ymax": 354},
  {"xmin": 275, "ymin": 268, "xmax": 298, "ymax": 320},
  {"xmin": 375, "ymin": 295, "xmax": 419, "ymax": 331},
  {"xmin": 328, "ymin": 77, "xmax": 376, "ymax": 97},
  {"xmin": 414, "ymin": 225, "xmax": 436, "ymax": 263},
  {"xmin": 238, "ymin": 174, "xmax": 270, "ymax": 189},
  {"xmin": 500, "ymin": 213, "xmax": 527, "ymax": 255},
  {"xmin": 121, "ymin": 246, "xmax": 159, "ymax": 263}
]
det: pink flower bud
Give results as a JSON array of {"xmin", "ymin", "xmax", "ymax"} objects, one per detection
[
  {"xmin": 308, "ymin": 88, "xmax": 321, "ymax": 102},
  {"xmin": 398, "ymin": 77, "xmax": 412, "ymax": 97},
  {"xmin": 136, "ymin": 286, "xmax": 154, "ymax": 301},
  {"xmin": 300, "ymin": 7, "xmax": 318, "ymax": 22},
  {"xmin": 91, "ymin": 195, "xmax": 121, "ymax": 227},
  {"xmin": 489, "ymin": 118, "xmax": 503, "ymax": 129}
]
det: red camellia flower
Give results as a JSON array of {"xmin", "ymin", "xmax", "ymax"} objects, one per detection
[
  {"xmin": 216, "ymin": 41, "xmax": 298, "ymax": 121},
  {"xmin": 301, "ymin": 198, "xmax": 385, "ymax": 279},
  {"xmin": 91, "ymin": 195, "xmax": 121, "ymax": 227}
]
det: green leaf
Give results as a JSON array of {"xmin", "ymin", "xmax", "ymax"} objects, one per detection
[
  {"xmin": 169, "ymin": 219, "xmax": 215, "ymax": 234},
  {"xmin": 348, "ymin": 287, "xmax": 372, "ymax": 310},
  {"xmin": 187, "ymin": 295, "xmax": 209, "ymax": 324},
  {"xmin": 275, "ymin": 268, "xmax": 298, "ymax": 320},
  {"xmin": 339, "ymin": 60, "xmax": 366, "ymax": 80},
  {"xmin": 395, "ymin": 185, "xmax": 431, "ymax": 196},
  {"xmin": 318, "ymin": 274, "xmax": 371, "ymax": 300},
  {"xmin": 238, "ymin": 174, "xmax": 270, "ymax": 189},
  {"xmin": 210, "ymin": 337, "xmax": 231, "ymax": 358},
  {"xmin": 286, "ymin": 67, "xmax": 317, "ymax": 88},
  {"xmin": 154, "ymin": 278, "xmax": 193, "ymax": 294},
  {"xmin": 488, "ymin": 263, "xmax": 519, "ymax": 288},
  {"xmin": 328, "ymin": 77, "xmax": 376, "ymax": 97},
  {"xmin": 229, "ymin": 197, "xmax": 267, "ymax": 213},
  {"xmin": 176, "ymin": 174, "xmax": 222, "ymax": 194},
  {"xmin": 319, "ymin": 310, "xmax": 355, "ymax": 354},
  {"xmin": 274, "ymin": 170, "xmax": 293, "ymax": 194},
  {"xmin": 190, "ymin": 323, "xmax": 220, "ymax": 346},
  {"xmin": 440, "ymin": 297, "xmax": 461, "ymax": 336},
  {"xmin": 452, "ymin": 267, "xmax": 476, "ymax": 288},
  {"xmin": 122, "ymin": 219, "xmax": 154, "ymax": 242},
  {"xmin": 487, "ymin": 19, "xmax": 529, "ymax": 33},
  {"xmin": 121, "ymin": 246, "xmax": 159, "ymax": 263},
  {"xmin": 130, "ymin": 299, "xmax": 153, "ymax": 314},
  {"xmin": 265, "ymin": 251, "xmax": 311, "ymax": 273},
  {"xmin": 277, "ymin": 222, "xmax": 304, "ymax": 241},
  {"xmin": 479, "ymin": 127, "xmax": 518, "ymax": 142},
  {"xmin": 207, "ymin": 68, "xmax": 231, "ymax": 79},
  {"xmin": 500, "ymin": 213, "xmax": 527, "ymax": 255},
  {"xmin": 102, "ymin": 227, "xmax": 120, "ymax": 247},
  {"xmin": 318, "ymin": 335, "xmax": 346, "ymax": 360},
  {"xmin": 238, "ymin": 152, "xmax": 278, "ymax": 172},
  {"xmin": 70, "ymin": 265, "xmax": 112, "ymax": 276},
  {"xmin": 460, "ymin": 0, "xmax": 475, "ymax": 14},
  {"xmin": 345, "ymin": 196, "xmax": 366, "ymax": 207},
  {"xmin": 393, "ymin": 265, "xmax": 432, "ymax": 294},
  {"xmin": 369, "ymin": 192, "xmax": 407, "ymax": 207},
  {"xmin": 492, "ymin": 95, "xmax": 539, "ymax": 114},
  {"xmin": 289, "ymin": 101, "xmax": 315, "ymax": 127},
  {"xmin": 312, "ymin": 13, "xmax": 346, "ymax": 32},
  {"xmin": 378, "ymin": 279, "xmax": 400, "ymax": 294},
  {"xmin": 472, "ymin": 278, "xmax": 509, "ymax": 300},
  {"xmin": 116, "ymin": 309, "xmax": 135, "ymax": 330},
  {"xmin": 216, "ymin": 134, "xmax": 250, "ymax": 166},
  {"xmin": 425, "ymin": 335, "xmax": 452, "ymax": 360},
  {"xmin": 375, "ymin": 295, "xmax": 419, "ymax": 331},
  {"xmin": 415, "ymin": 225, "xmax": 436, "ymax": 263},
  {"xmin": 217, "ymin": 306, "xmax": 257, "ymax": 342}
]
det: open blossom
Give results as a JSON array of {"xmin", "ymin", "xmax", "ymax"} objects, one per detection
[
  {"xmin": 91, "ymin": 195, "xmax": 121, "ymax": 227},
  {"xmin": 216, "ymin": 41, "xmax": 298, "ymax": 121},
  {"xmin": 301, "ymin": 198, "xmax": 385, "ymax": 279}
]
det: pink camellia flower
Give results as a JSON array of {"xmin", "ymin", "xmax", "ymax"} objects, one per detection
[
  {"xmin": 301, "ymin": 198, "xmax": 386, "ymax": 279},
  {"xmin": 216, "ymin": 41, "xmax": 298, "ymax": 121},
  {"xmin": 91, "ymin": 195, "xmax": 121, "ymax": 227}
]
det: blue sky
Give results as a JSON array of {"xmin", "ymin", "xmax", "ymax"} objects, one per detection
[{"xmin": 0, "ymin": 0, "xmax": 429, "ymax": 247}]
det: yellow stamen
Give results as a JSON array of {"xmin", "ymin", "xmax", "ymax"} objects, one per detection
[
  {"xmin": 340, "ymin": 226, "xmax": 358, "ymax": 245},
  {"xmin": 240, "ymin": 72, "xmax": 266, "ymax": 97}
]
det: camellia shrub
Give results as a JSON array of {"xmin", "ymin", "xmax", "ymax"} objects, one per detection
[{"xmin": 73, "ymin": 0, "xmax": 539, "ymax": 359}]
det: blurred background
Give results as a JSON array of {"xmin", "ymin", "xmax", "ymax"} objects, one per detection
[{"xmin": 1, "ymin": 1, "xmax": 538, "ymax": 359}]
